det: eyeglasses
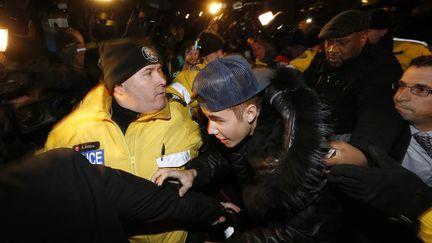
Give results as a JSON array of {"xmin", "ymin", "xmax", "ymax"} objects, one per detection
[{"xmin": 392, "ymin": 82, "xmax": 432, "ymax": 97}]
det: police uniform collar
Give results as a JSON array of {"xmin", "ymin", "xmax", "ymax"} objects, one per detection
[
  {"xmin": 111, "ymin": 98, "xmax": 140, "ymax": 133},
  {"xmin": 136, "ymin": 98, "xmax": 171, "ymax": 122}
]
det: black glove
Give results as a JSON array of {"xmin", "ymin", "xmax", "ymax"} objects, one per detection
[{"xmin": 328, "ymin": 164, "xmax": 432, "ymax": 224}]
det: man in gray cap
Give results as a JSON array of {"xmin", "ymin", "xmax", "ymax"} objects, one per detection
[
  {"xmin": 304, "ymin": 9, "xmax": 419, "ymax": 243},
  {"xmin": 304, "ymin": 10, "xmax": 404, "ymax": 165},
  {"xmin": 40, "ymin": 38, "xmax": 204, "ymax": 243}
]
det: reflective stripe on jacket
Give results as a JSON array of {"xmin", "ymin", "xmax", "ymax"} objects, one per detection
[
  {"xmin": 393, "ymin": 38, "xmax": 432, "ymax": 70},
  {"xmin": 167, "ymin": 62, "xmax": 206, "ymax": 114}
]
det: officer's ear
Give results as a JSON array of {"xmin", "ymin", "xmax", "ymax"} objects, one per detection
[{"xmin": 113, "ymin": 83, "xmax": 126, "ymax": 95}]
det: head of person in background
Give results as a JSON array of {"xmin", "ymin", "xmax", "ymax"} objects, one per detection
[
  {"xmin": 283, "ymin": 25, "xmax": 322, "ymax": 59},
  {"xmin": 196, "ymin": 30, "xmax": 225, "ymax": 63},
  {"xmin": 319, "ymin": 10, "xmax": 370, "ymax": 68},
  {"xmin": 393, "ymin": 55, "xmax": 432, "ymax": 132},
  {"xmin": 302, "ymin": 25, "xmax": 323, "ymax": 49},
  {"xmin": 180, "ymin": 39, "xmax": 201, "ymax": 70},
  {"xmin": 55, "ymin": 28, "xmax": 86, "ymax": 70},
  {"xmin": 99, "ymin": 39, "xmax": 166, "ymax": 114},
  {"xmin": 248, "ymin": 37, "xmax": 278, "ymax": 66},
  {"xmin": 367, "ymin": 8, "xmax": 394, "ymax": 51},
  {"xmin": 277, "ymin": 27, "xmax": 305, "ymax": 60}
]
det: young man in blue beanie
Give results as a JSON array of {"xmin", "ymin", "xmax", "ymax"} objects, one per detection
[
  {"xmin": 152, "ymin": 55, "xmax": 341, "ymax": 242},
  {"xmin": 40, "ymin": 38, "xmax": 204, "ymax": 243}
]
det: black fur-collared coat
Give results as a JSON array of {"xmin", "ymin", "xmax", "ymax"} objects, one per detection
[{"xmin": 189, "ymin": 67, "xmax": 341, "ymax": 242}]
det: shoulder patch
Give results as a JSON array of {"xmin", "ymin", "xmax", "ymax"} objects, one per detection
[{"xmin": 141, "ymin": 46, "xmax": 158, "ymax": 63}]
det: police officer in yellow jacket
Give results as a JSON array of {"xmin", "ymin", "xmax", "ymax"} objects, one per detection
[
  {"xmin": 40, "ymin": 38, "xmax": 202, "ymax": 243},
  {"xmin": 367, "ymin": 8, "xmax": 432, "ymax": 70},
  {"xmin": 168, "ymin": 30, "xmax": 225, "ymax": 114}
]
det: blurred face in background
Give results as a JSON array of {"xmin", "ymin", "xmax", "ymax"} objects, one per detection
[
  {"xmin": 367, "ymin": 28, "xmax": 388, "ymax": 44},
  {"xmin": 252, "ymin": 41, "xmax": 266, "ymax": 61},
  {"xmin": 74, "ymin": 43, "xmax": 86, "ymax": 69},
  {"xmin": 324, "ymin": 31, "xmax": 367, "ymax": 68}
]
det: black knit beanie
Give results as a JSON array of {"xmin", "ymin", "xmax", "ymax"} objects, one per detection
[
  {"xmin": 197, "ymin": 31, "xmax": 225, "ymax": 57},
  {"xmin": 369, "ymin": 9, "xmax": 392, "ymax": 30},
  {"xmin": 99, "ymin": 38, "xmax": 159, "ymax": 93}
]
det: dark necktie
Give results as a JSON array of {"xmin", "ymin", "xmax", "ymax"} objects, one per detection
[{"xmin": 413, "ymin": 133, "xmax": 432, "ymax": 159}]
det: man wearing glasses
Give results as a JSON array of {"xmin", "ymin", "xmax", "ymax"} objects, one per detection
[
  {"xmin": 325, "ymin": 55, "xmax": 432, "ymax": 243},
  {"xmin": 392, "ymin": 55, "xmax": 432, "ymax": 186}
]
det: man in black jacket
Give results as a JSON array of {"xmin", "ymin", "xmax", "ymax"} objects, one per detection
[
  {"xmin": 303, "ymin": 10, "xmax": 405, "ymax": 166},
  {"xmin": 0, "ymin": 148, "xmax": 238, "ymax": 242},
  {"xmin": 152, "ymin": 55, "xmax": 341, "ymax": 242},
  {"xmin": 303, "ymin": 10, "xmax": 421, "ymax": 243}
]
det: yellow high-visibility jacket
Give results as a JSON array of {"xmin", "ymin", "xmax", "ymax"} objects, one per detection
[
  {"xmin": 393, "ymin": 37, "xmax": 432, "ymax": 71},
  {"xmin": 41, "ymin": 83, "xmax": 203, "ymax": 243},
  {"xmin": 290, "ymin": 48, "xmax": 320, "ymax": 73},
  {"xmin": 167, "ymin": 62, "xmax": 207, "ymax": 115},
  {"xmin": 420, "ymin": 209, "xmax": 432, "ymax": 242}
]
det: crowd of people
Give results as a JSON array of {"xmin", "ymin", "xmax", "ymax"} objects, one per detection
[{"xmin": 1, "ymin": 5, "xmax": 432, "ymax": 243}]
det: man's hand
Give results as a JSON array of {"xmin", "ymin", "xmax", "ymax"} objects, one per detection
[
  {"xmin": 212, "ymin": 202, "xmax": 241, "ymax": 226},
  {"xmin": 151, "ymin": 169, "xmax": 197, "ymax": 197},
  {"xmin": 328, "ymin": 164, "xmax": 432, "ymax": 223},
  {"xmin": 324, "ymin": 140, "xmax": 368, "ymax": 167}
]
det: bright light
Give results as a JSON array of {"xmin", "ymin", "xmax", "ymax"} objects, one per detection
[
  {"xmin": 258, "ymin": 11, "xmax": 275, "ymax": 26},
  {"xmin": 361, "ymin": 0, "xmax": 369, "ymax": 3},
  {"xmin": 185, "ymin": 13, "xmax": 190, "ymax": 19},
  {"xmin": 209, "ymin": 2, "xmax": 222, "ymax": 15},
  {"xmin": 93, "ymin": 0, "xmax": 112, "ymax": 2},
  {"xmin": 277, "ymin": 24, "xmax": 283, "ymax": 30},
  {"xmin": 218, "ymin": 13, "xmax": 224, "ymax": 20},
  {"xmin": 0, "ymin": 28, "xmax": 8, "ymax": 52},
  {"xmin": 199, "ymin": 11, "xmax": 203, "ymax": 16},
  {"xmin": 306, "ymin": 18, "xmax": 312, "ymax": 24}
]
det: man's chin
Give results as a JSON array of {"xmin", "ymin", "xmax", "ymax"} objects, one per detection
[
  {"xmin": 328, "ymin": 61, "xmax": 343, "ymax": 68},
  {"xmin": 219, "ymin": 139, "xmax": 234, "ymax": 148}
]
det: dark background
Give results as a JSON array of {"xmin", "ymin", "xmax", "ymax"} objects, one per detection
[{"xmin": 1, "ymin": 0, "xmax": 431, "ymax": 49}]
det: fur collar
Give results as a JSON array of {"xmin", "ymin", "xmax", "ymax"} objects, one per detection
[{"xmin": 241, "ymin": 67, "xmax": 330, "ymax": 222}]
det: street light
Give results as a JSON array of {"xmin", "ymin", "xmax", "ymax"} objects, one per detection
[
  {"xmin": 0, "ymin": 28, "xmax": 8, "ymax": 52},
  {"xmin": 209, "ymin": 2, "xmax": 222, "ymax": 15},
  {"xmin": 258, "ymin": 11, "xmax": 274, "ymax": 26},
  {"xmin": 258, "ymin": 11, "xmax": 283, "ymax": 26}
]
